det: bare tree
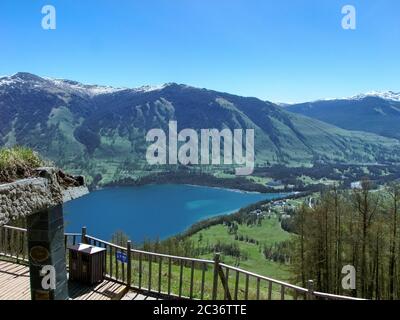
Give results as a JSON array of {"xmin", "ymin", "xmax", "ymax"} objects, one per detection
[{"xmin": 388, "ymin": 183, "xmax": 400, "ymax": 299}]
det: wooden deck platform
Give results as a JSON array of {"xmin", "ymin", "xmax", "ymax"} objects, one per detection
[{"xmin": 0, "ymin": 260, "xmax": 155, "ymax": 300}]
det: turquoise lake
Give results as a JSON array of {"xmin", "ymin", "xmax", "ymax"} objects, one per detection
[{"xmin": 64, "ymin": 184, "xmax": 287, "ymax": 243}]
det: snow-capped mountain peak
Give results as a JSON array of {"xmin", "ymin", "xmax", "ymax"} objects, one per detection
[
  {"xmin": 49, "ymin": 78, "xmax": 126, "ymax": 96},
  {"xmin": 350, "ymin": 91, "xmax": 400, "ymax": 102},
  {"xmin": 132, "ymin": 83, "xmax": 171, "ymax": 93},
  {"xmin": 0, "ymin": 72, "xmax": 173, "ymax": 97}
]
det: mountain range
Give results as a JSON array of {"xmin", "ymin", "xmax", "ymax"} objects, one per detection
[
  {"xmin": 1, "ymin": 72, "xmax": 399, "ymax": 185},
  {"xmin": 286, "ymin": 92, "xmax": 400, "ymax": 139}
]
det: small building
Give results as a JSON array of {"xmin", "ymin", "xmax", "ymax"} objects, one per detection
[{"xmin": 351, "ymin": 181, "xmax": 362, "ymax": 189}]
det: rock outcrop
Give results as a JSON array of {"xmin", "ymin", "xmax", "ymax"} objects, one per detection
[{"xmin": 0, "ymin": 167, "xmax": 88, "ymax": 226}]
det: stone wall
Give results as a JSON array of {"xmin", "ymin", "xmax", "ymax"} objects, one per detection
[
  {"xmin": 0, "ymin": 167, "xmax": 89, "ymax": 226},
  {"xmin": 0, "ymin": 167, "xmax": 89, "ymax": 300}
]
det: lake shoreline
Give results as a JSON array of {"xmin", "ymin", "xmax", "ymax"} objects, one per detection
[
  {"xmin": 96, "ymin": 182, "xmax": 274, "ymax": 195},
  {"xmin": 171, "ymin": 191, "xmax": 306, "ymax": 241},
  {"xmin": 65, "ymin": 184, "xmax": 293, "ymax": 243},
  {"xmin": 100, "ymin": 171, "xmax": 290, "ymax": 194}
]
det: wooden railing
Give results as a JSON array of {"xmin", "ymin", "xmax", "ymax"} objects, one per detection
[
  {"xmin": 217, "ymin": 263, "xmax": 309, "ymax": 300},
  {"xmin": 84, "ymin": 230, "xmax": 215, "ymax": 299},
  {"xmin": 0, "ymin": 225, "xmax": 28, "ymax": 263},
  {"xmin": 0, "ymin": 225, "xmax": 81, "ymax": 265},
  {"xmin": 0, "ymin": 225, "xmax": 364, "ymax": 300}
]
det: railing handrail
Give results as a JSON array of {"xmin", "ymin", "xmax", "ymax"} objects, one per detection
[
  {"xmin": 313, "ymin": 291, "xmax": 365, "ymax": 301},
  {"xmin": 1, "ymin": 225, "xmax": 27, "ymax": 232},
  {"xmin": 86, "ymin": 234, "xmax": 214, "ymax": 264},
  {"xmin": 65, "ymin": 232, "xmax": 81, "ymax": 237},
  {"xmin": 219, "ymin": 263, "xmax": 308, "ymax": 293},
  {"xmin": 131, "ymin": 248, "xmax": 214, "ymax": 264},
  {"xmin": 85, "ymin": 235, "xmax": 127, "ymax": 251}
]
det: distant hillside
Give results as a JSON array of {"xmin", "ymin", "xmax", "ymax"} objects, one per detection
[
  {"xmin": 1, "ymin": 73, "xmax": 400, "ymax": 185},
  {"xmin": 286, "ymin": 93, "xmax": 400, "ymax": 139}
]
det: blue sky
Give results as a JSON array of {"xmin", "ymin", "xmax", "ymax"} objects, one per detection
[{"xmin": 0, "ymin": 0, "xmax": 399, "ymax": 103}]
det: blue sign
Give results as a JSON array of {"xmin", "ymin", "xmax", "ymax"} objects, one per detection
[{"xmin": 116, "ymin": 251, "xmax": 128, "ymax": 263}]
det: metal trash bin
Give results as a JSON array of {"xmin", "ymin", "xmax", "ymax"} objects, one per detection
[{"xmin": 68, "ymin": 243, "xmax": 106, "ymax": 285}]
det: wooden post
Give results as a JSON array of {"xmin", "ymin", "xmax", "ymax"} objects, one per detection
[
  {"xmin": 219, "ymin": 267, "xmax": 232, "ymax": 300},
  {"xmin": 307, "ymin": 280, "xmax": 314, "ymax": 300},
  {"xmin": 212, "ymin": 253, "xmax": 221, "ymax": 300},
  {"xmin": 81, "ymin": 226, "xmax": 87, "ymax": 244},
  {"xmin": 127, "ymin": 240, "xmax": 132, "ymax": 287}
]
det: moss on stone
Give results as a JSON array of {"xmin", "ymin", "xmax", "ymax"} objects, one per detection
[{"xmin": 0, "ymin": 146, "xmax": 44, "ymax": 183}]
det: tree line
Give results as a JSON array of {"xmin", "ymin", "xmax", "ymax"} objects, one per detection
[{"xmin": 291, "ymin": 179, "xmax": 400, "ymax": 300}]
